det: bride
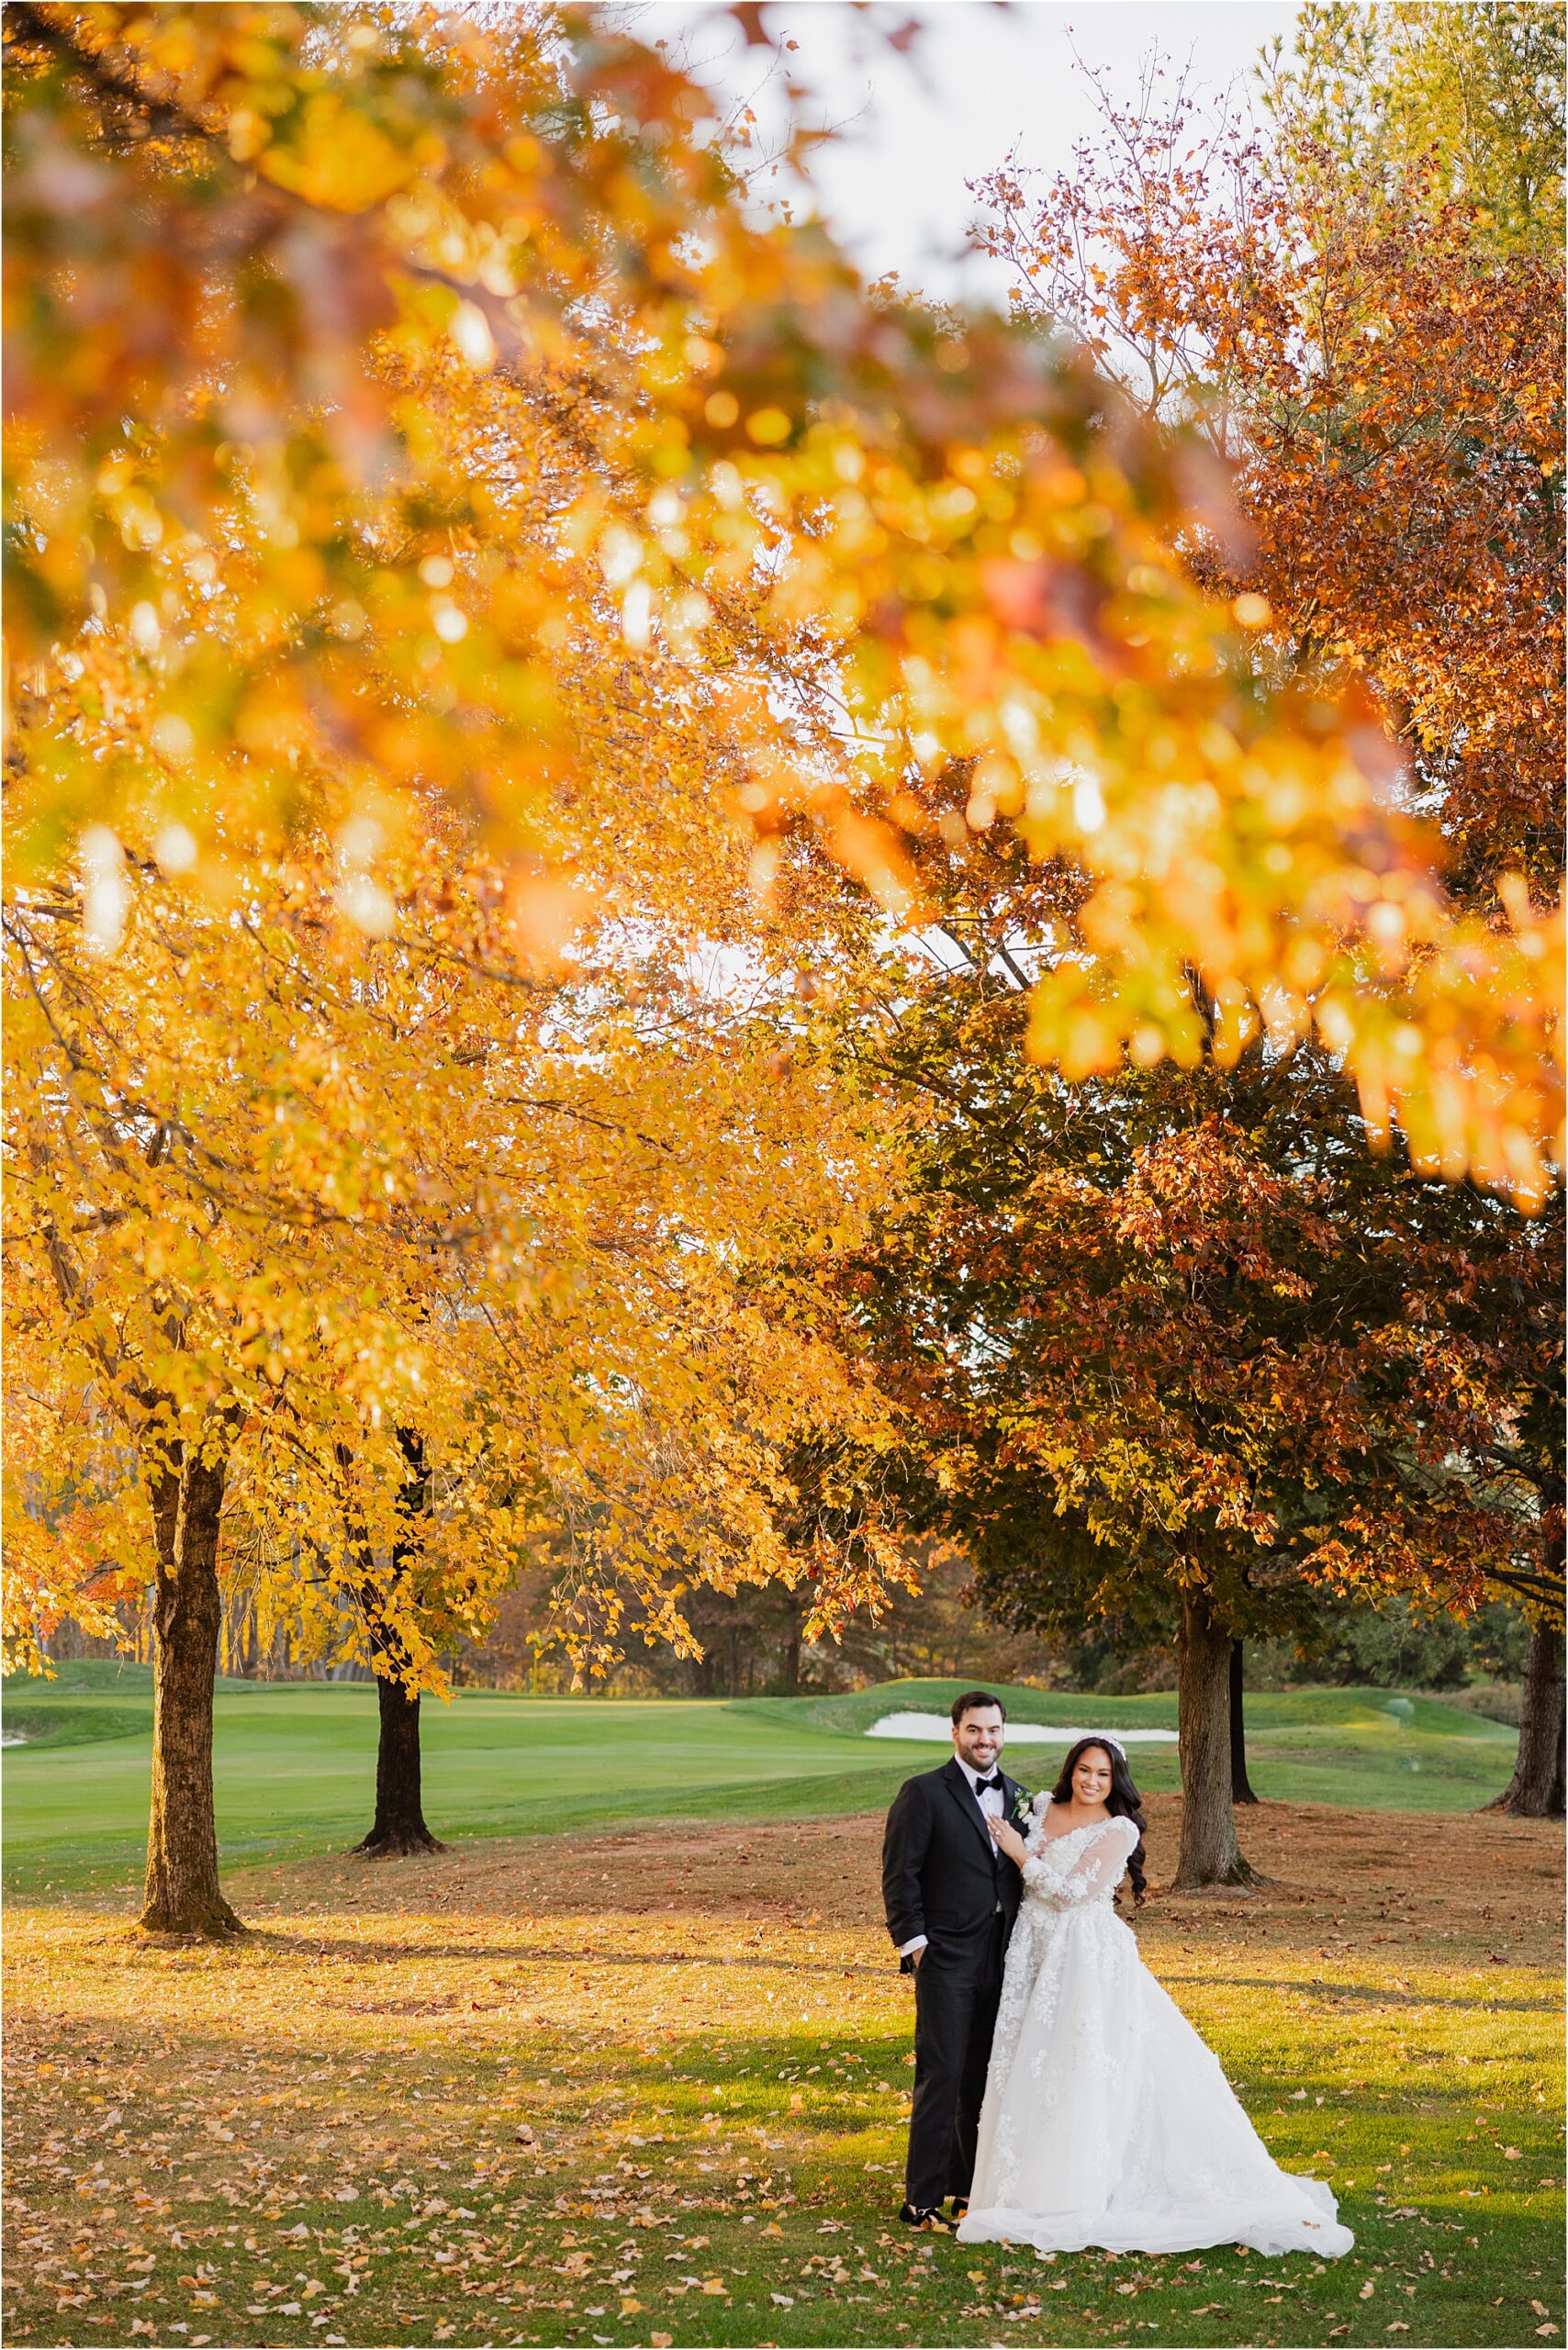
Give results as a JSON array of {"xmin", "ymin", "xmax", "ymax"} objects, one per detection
[{"xmin": 956, "ymin": 1734, "xmax": 1353, "ymax": 2258}]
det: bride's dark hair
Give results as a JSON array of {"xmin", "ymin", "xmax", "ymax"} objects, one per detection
[{"xmin": 1049, "ymin": 1737, "xmax": 1148, "ymax": 1907}]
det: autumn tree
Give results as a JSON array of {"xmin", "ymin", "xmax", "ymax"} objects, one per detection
[
  {"xmin": 975, "ymin": 17, "xmax": 1562, "ymax": 901},
  {"xmin": 967, "ymin": 3, "xmax": 1565, "ymax": 1830},
  {"xmin": 1263, "ymin": 0, "xmax": 1564, "ymax": 259},
  {"xmin": 827, "ymin": 780, "xmax": 1547, "ymax": 1882},
  {"xmin": 1264, "ymin": 9, "xmax": 1567, "ymax": 1810},
  {"xmin": 4, "ymin": 757, "xmax": 906, "ymax": 1926},
  {"xmin": 3, "ymin": 9, "xmax": 932, "ymax": 1926}
]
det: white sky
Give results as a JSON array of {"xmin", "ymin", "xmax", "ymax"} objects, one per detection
[{"xmin": 647, "ymin": 1, "xmax": 1300, "ymax": 304}]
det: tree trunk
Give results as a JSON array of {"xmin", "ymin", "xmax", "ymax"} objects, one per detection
[
  {"xmin": 140, "ymin": 1441, "xmax": 243, "ymax": 1937},
  {"xmin": 1484, "ymin": 1619, "xmax": 1565, "ymax": 1818},
  {"xmin": 347, "ymin": 1429, "xmax": 446, "ymax": 1858},
  {"xmin": 1173, "ymin": 1583, "xmax": 1257, "ymax": 1889},
  {"xmin": 1230, "ymin": 1638, "xmax": 1259, "ymax": 1804},
  {"xmin": 348, "ymin": 1672, "xmax": 446, "ymax": 1856},
  {"xmin": 779, "ymin": 1579, "xmax": 803, "ymax": 1691}
]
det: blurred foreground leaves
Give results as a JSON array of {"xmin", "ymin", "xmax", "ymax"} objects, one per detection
[{"xmin": 5, "ymin": 2, "xmax": 1562, "ymax": 1203}]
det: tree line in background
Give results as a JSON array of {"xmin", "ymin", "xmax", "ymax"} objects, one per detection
[
  {"xmin": 46, "ymin": 1546, "xmax": 1531, "ymax": 1708},
  {"xmin": 4, "ymin": 1, "xmax": 1562, "ymax": 1933}
]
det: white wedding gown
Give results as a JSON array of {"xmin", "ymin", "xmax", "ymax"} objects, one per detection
[{"xmin": 957, "ymin": 1798, "xmax": 1353, "ymax": 2258}]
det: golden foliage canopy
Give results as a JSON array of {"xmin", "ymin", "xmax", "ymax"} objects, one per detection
[
  {"xmin": 4, "ymin": 1, "xmax": 1561, "ymax": 1205},
  {"xmin": 3, "ymin": 809, "xmax": 909, "ymax": 1681}
]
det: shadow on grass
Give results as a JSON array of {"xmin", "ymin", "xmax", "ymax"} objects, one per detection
[
  {"xmin": 217, "ymin": 1933, "xmax": 1562, "ymax": 2019},
  {"xmin": 1159, "ymin": 1971, "xmax": 1559, "ymax": 2014},
  {"xmin": 253, "ymin": 1934, "xmax": 897, "ymax": 1980}
]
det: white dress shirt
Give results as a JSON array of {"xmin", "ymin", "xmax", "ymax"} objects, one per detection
[{"xmin": 899, "ymin": 1758, "xmax": 1006, "ymax": 1958}]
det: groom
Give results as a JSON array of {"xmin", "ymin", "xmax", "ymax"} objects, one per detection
[{"xmin": 880, "ymin": 1690, "xmax": 1027, "ymax": 2230}]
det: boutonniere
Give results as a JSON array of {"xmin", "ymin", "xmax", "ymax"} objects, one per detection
[{"xmin": 1011, "ymin": 1790, "xmax": 1034, "ymax": 1828}]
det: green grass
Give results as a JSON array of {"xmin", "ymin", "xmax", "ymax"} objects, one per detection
[
  {"xmin": 1, "ymin": 1671, "xmax": 1559, "ymax": 2347},
  {"xmin": 2, "ymin": 1798, "xmax": 1561, "ymax": 2350},
  {"xmin": 0, "ymin": 1702, "xmax": 151, "ymax": 1751},
  {"xmin": 749, "ymin": 1678, "xmax": 1518, "ymax": 1808},
  {"xmin": 1, "ymin": 1669, "xmax": 1520, "ymax": 1900}
]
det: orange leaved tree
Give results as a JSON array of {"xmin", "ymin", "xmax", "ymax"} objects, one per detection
[
  {"xmin": 967, "ymin": 5, "xmax": 1564, "ymax": 1823},
  {"xmin": 4, "ymin": 809, "xmax": 906, "ymax": 1926}
]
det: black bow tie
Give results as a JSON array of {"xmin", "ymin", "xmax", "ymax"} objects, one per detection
[{"xmin": 972, "ymin": 1774, "xmax": 1002, "ymax": 1795}]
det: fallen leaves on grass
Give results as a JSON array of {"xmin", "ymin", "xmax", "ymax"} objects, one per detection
[{"xmin": 3, "ymin": 1806, "xmax": 1562, "ymax": 2347}]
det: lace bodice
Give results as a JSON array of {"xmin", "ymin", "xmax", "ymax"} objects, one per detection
[{"xmin": 1020, "ymin": 1799, "xmax": 1138, "ymax": 1908}]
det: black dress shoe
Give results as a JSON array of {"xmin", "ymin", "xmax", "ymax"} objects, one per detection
[{"xmin": 899, "ymin": 2201, "xmax": 956, "ymax": 2231}]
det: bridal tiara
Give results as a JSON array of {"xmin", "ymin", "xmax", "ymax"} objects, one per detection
[{"xmin": 1083, "ymin": 1732, "xmax": 1126, "ymax": 1760}]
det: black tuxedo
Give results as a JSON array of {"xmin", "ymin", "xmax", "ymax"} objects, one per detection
[{"xmin": 881, "ymin": 1758, "xmax": 1026, "ymax": 2210}]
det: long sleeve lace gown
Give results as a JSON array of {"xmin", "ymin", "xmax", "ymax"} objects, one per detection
[{"xmin": 956, "ymin": 1797, "xmax": 1353, "ymax": 2257}]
